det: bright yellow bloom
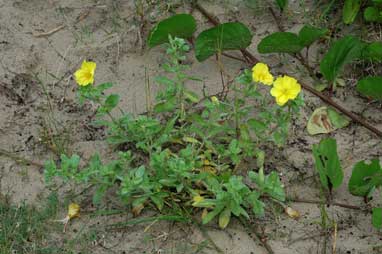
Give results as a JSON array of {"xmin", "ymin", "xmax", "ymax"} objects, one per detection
[
  {"xmin": 68, "ymin": 203, "xmax": 80, "ymax": 219},
  {"xmin": 54, "ymin": 203, "xmax": 80, "ymax": 232},
  {"xmin": 192, "ymin": 195, "xmax": 205, "ymax": 206},
  {"xmin": 270, "ymin": 75, "xmax": 301, "ymax": 106},
  {"xmin": 74, "ymin": 60, "xmax": 96, "ymax": 86},
  {"xmin": 252, "ymin": 63, "xmax": 274, "ymax": 85},
  {"xmin": 210, "ymin": 96, "xmax": 219, "ymax": 105}
]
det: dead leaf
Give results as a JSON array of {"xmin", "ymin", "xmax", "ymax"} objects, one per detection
[{"xmin": 285, "ymin": 206, "xmax": 300, "ymax": 219}]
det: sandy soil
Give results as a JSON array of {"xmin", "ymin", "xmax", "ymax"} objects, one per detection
[{"xmin": 1, "ymin": 0, "xmax": 381, "ymax": 253}]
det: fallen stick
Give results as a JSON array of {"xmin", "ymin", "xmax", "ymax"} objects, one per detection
[{"xmin": 0, "ymin": 148, "xmax": 44, "ymax": 168}]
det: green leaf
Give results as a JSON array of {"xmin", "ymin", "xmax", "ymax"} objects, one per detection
[
  {"xmin": 372, "ymin": 207, "xmax": 382, "ymax": 229},
  {"xmin": 342, "ymin": 0, "xmax": 361, "ymax": 24},
  {"xmin": 104, "ymin": 94, "xmax": 120, "ymax": 109},
  {"xmin": 364, "ymin": 7, "xmax": 382, "ymax": 23},
  {"xmin": 148, "ymin": 14, "xmax": 196, "ymax": 48},
  {"xmin": 327, "ymin": 108, "xmax": 350, "ymax": 129},
  {"xmin": 264, "ymin": 171, "xmax": 285, "ymax": 201},
  {"xmin": 298, "ymin": 25, "xmax": 328, "ymax": 47},
  {"xmin": 218, "ymin": 208, "xmax": 231, "ymax": 229},
  {"xmin": 195, "ymin": 22, "xmax": 252, "ymax": 61},
  {"xmin": 184, "ymin": 90, "xmax": 200, "ymax": 103},
  {"xmin": 275, "ymin": 0, "xmax": 288, "ymax": 10},
  {"xmin": 348, "ymin": 159, "xmax": 381, "ymax": 197},
  {"xmin": 320, "ymin": 36, "xmax": 363, "ymax": 82},
  {"xmin": 312, "ymin": 138, "xmax": 343, "ymax": 190},
  {"xmin": 258, "ymin": 32, "xmax": 303, "ymax": 54},
  {"xmin": 93, "ymin": 185, "xmax": 108, "ymax": 205},
  {"xmin": 154, "ymin": 97, "xmax": 177, "ymax": 113},
  {"xmin": 44, "ymin": 160, "xmax": 57, "ymax": 183},
  {"xmin": 150, "ymin": 195, "xmax": 164, "ymax": 211},
  {"xmin": 357, "ymin": 76, "xmax": 382, "ymax": 100},
  {"xmin": 248, "ymin": 118, "xmax": 267, "ymax": 135},
  {"xmin": 202, "ymin": 205, "xmax": 224, "ymax": 224},
  {"xmin": 362, "ymin": 42, "xmax": 382, "ymax": 62}
]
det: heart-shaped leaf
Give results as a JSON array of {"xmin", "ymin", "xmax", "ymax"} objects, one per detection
[
  {"xmin": 148, "ymin": 14, "xmax": 196, "ymax": 48},
  {"xmin": 195, "ymin": 22, "xmax": 253, "ymax": 61},
  {"xmin": 320, "ymin": 36, "xmax": 363, "ymax": 82},
  {"xmin": 348, "ymin": 159, "xmax": 382, "ymax": 197},
  {"xmin": 356, "ymin": 76, "xmax": 382, "ymax": 100},
  {"xmin": 298, "ymin": 25, "xmax": 328, "ymax": 47},
  {"xmin": 258, "ymin": 32, "xmax": 303, "ymax": 54}
]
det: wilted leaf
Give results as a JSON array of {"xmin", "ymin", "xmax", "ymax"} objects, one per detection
[
  {"xmin": 148, "ymin": 14, "xmax": 196, "ymax": 48},
  {"xmin": 307, "ymin": 107, "xmax": 349, "ymax": 135},
  {"xmin": 307, "ymin": 107, "xmax": 335, "ymax": 135},
  {"xmin": 68, "ymin": 203, "xmax": 80, "ymax": 219},
  {"xmin": 285, "ymin": 206, "xmax": 300, "ymax": 219},
  {"xmin": 195, "ymin": 22, "xmax": 252, "ymax": 61}
]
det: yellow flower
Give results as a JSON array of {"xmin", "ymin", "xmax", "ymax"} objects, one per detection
[
  {"xmin": 54, "ymin": 203, "xmax": 80, "ymax": 232},
  {"xmin": 68, "ymin": 203, "xmax": 80, "ymax": 219},
  {"xmin": 252, "ymin": 63, "xmax": 274, "ymax": 85},
  {"xmin": 270, "ymin": 75, "xmax": 301, "ymax": 106},
  {"xmin": 74, "ymin": 60, "xmax": 96, "ymax": 86},
  {"xmin": 192, "ymin": 195, "xmax": 205, "ymax": 206},
  {"xmin": 210, "ymin": 96, "xmax": 219, "ymax": 105}
]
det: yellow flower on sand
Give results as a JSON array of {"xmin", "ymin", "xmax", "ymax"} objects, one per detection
[
  {"xmin": 192, "ymin": 195, "xmax": 205, "ymax": 206},
  {"xmin": 252, "ymin": 63, "xmax": 274, "ymax": 85},
  {"xmin": 270, "ymin": 75, "xmax": 301, "ymax": 106},
  {"xmin": 68, "ymin": 203, "xmax": 80, "ymax": 219},
  {"xmin": 74, "ymin": 60, "xmax": 96, "ymax": 86},
  {"xmin": 55, "ymin": 202, "xmax": 80, "ymax": 232},
  {"xmin": 210, "ymin": 96, "xmax": 219, "ymax": 105}
]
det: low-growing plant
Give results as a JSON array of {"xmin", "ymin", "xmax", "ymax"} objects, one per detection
[{"xmin": 45, "ymin": 35, "xmax": 303, "ymax": 228}]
